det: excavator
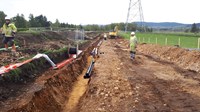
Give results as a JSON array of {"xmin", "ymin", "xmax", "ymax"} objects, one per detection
[{"xmin": 109, "ymin": 26, "xmax": 118, "ymax": 38}]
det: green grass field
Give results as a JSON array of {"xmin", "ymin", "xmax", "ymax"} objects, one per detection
[{"xmin": 120, "ymin": 32, "xmax": 200, "ymax": 48}]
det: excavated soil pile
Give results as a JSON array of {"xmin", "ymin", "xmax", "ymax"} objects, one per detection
[{"xmin": 137, "ymin": 44, "xmax": 200, "ymax": 72}]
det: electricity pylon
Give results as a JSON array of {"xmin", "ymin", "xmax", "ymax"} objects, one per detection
[{"xmin": 125, "ymin": 0, "xmax": 146, "ymax": 32}]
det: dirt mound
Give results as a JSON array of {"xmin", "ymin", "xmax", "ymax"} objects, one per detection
[{"xmin": 137, "ymin": 44, "xmax": 200, "ymax": 72}]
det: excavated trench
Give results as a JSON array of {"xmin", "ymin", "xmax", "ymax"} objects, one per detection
[
  {"xmin": 62, "ymin": 56, "xmax": 93, "ymax": 112},
  {"xmin": 0, "ymin": 35, "xmax": 102, "ymax": 112},
  {"xmin": 2, "ymin": 36, "xmax": 200, "ymax": 112}
]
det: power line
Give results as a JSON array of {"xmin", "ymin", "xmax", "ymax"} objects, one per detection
[{"xmin": 125, "ymin": 0, "xmax": 146, "ymax": 32}]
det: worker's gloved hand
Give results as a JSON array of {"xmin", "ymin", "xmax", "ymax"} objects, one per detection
[{"xmin": 12, "ymin": 31, "xmax": 16, "ymax": 37}]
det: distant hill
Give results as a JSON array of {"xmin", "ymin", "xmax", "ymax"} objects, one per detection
[{"xmin": 135, "ymin": 22, "xmax": 200, "ymax": 29}]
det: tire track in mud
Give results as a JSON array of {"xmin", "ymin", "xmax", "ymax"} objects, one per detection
[{"xmin": 114, "ymin": 39, "xmax": 200, "ymax": 112}]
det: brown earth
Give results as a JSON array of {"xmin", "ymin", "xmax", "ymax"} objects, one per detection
[
  {"xmin": 0, "ymin": 33, "xmax": 99, "ymax": 112},
  {"xmin": 0, "ymin": 31, "xmax": 101, "ymax": 112},
  {"xmin": 1, "ymin": 34, "xmax": 200, "ymax": 112},
  {"xmin": 75, "ymin": 38, "xmax": 200, "ymax": 112},
  {"xmin": 0, "ymin": 31, "xmax": 97, "ymax": 66},
  {"xmin": 137, "ymin": 44, "xmax": 200, "ymax": 72}
]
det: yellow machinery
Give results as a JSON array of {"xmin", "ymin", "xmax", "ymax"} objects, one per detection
[
  {"xmin": 109, "ymin": 31, "xmax": 117, "ymax": 38},
  {"xmin": 109, "ymin": 26, "xmax": 118, "ymax": 38}
]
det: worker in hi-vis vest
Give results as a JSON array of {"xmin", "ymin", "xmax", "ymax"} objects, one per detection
[
  {"xmin": 129, "ymin": 32, "xmax": 137, "ymax": 59},
  {"xmin": 1, "ymin": 17, "xmax": 17, "ymax": 52}
]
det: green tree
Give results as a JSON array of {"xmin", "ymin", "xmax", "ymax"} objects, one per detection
[
  {"xmin": 29, "ymin": 14, "xmax": 37, "ymax": 27},
  {"xmin": 191, "ymin": 23, "xmax": 199, "ymax": 34},
  {"xmin": 0, "ymin": 11, "xmax": 7, "ymax": 27},
  {"xmin": 128, "ymin": 23, "xmax": 137, "ymax": 31},
  {"xmin": 60, "ymin": 23, "xmax": 66, "ymax": 27},
  {"xmin": 83, "ymin": 24, "xmax": 101, "ymax": 31},
  {"xmin": 104, "ymin": 25, "xmax": 112, "ymax": 31},
  {"xmin": 78, "ymin": 24, "xmax": 83, "ymax": 29},
  {"xmin": 13, "ymin": 14, "xmax": 27, "ymax": 28},
  {"xmin": 35, "ymin": 15, "xmax": 50, "ymax": 27},
  {"xmin": 184, "ymin": 29, "xmax": 190, "ymax": 33},
  {"xmin": 51, "ymin": 19, "xmax": 60, "ymax": 27},
  {"xmin": 118, "ymin": 22, "xmax": 126, "ymax": 31},
  {"xmin": 29, "ymin": 14, "xmax": 50, "ymax": 27}
]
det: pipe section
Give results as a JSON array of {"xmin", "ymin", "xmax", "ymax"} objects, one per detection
[
  {"xmin": 33, "ymin": 54, "xmax": 57, "ymax": 68},
  {"xmin": 84, "ymin": 57, "xmax": 95, "ymax": 79},
  {"xmin": 97, "ymin": 40, "xmax": 103, "ymax": 47},
  {"xmin": 55, "ymin": 56, "xmax": 74, "ymax": 69}
]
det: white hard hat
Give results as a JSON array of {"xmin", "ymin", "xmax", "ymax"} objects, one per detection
[
  {"xmin": 5, "ymin": 16, "xmax": 11, "ymax": 20},
  {"xmin": 131, "ymin": 32, "xmax": 135, "ymax": 35}
]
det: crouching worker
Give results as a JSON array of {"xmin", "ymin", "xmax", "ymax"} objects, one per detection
[
  {"xmin": 1, "ymin": 17, "xmax": 17, "ymax": 53},
  {"xmin": 129, "ymin": 32, "xmax": 137, "ymax": 59}
]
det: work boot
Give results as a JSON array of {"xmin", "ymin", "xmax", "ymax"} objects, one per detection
[
  {"xmin": 130, "ymin": 57, "xmax": 134, "ymax": 60},
  {"xmin": 130, "ymin": 52, "xmax": 135, "ymax": 60}
]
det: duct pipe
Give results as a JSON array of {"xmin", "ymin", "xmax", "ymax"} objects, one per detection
[
  {"xmin": 97, "ymin": 40, "xmax": 103, "ymax": 47},
  {"xmin": 56, "ymin": 57, "xmax": 74, "ymax": 69},
  {"xmin": 84, "ymin": 57, "xmax": 95, "ymax": 79},
  {"xmin": 91, "ymin": 48, "xmax": 98, "ymax": 57},
  {"xmin": 33, "ymin": 54, "xmax": 57, "ymax": 68}
]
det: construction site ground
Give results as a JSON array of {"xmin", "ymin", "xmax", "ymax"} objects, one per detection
[
  {"xmin": 75, "ymin": 38, "xmax": 200, "ymax": 112},
  {"xmin": 1, "ymin": 32, "xmax": 200, "ymax": 112},
  {"xmin": 0, "ymin": 31, "xmax": 99, "ymax": 112}
]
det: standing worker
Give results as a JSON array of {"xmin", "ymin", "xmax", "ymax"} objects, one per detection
[
  {"xmin": 1, "ymin": 17, "xmax": 17, "ymax": 53},
  {"xmin": 129, "ymin": 32, "xmax": 137, "ymax": 59},
  {"xmin": 103, "ymin": 33, "xmax": 107, "ymax": 40}
]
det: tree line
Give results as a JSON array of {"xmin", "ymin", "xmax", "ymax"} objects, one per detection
[
  {"xmin": 190, "ymin": 23, "xmax": 199, "ymax": 34},
  {"xmin": 0, "ymin": 11, "xmax": 78, "ymax": 30},
  {"xmin": 0, "ymin": 11, "xmax": 151, "ymax": 32}
]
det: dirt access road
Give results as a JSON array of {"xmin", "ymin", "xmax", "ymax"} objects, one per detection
[{"xmin": 74, "ymin": 38, "xmax": 200, "ymax": 112}]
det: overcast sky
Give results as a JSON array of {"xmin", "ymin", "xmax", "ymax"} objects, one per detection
[{"xmin": 0, "ymin": 0, "xmax": 199, "ymax": 25}]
